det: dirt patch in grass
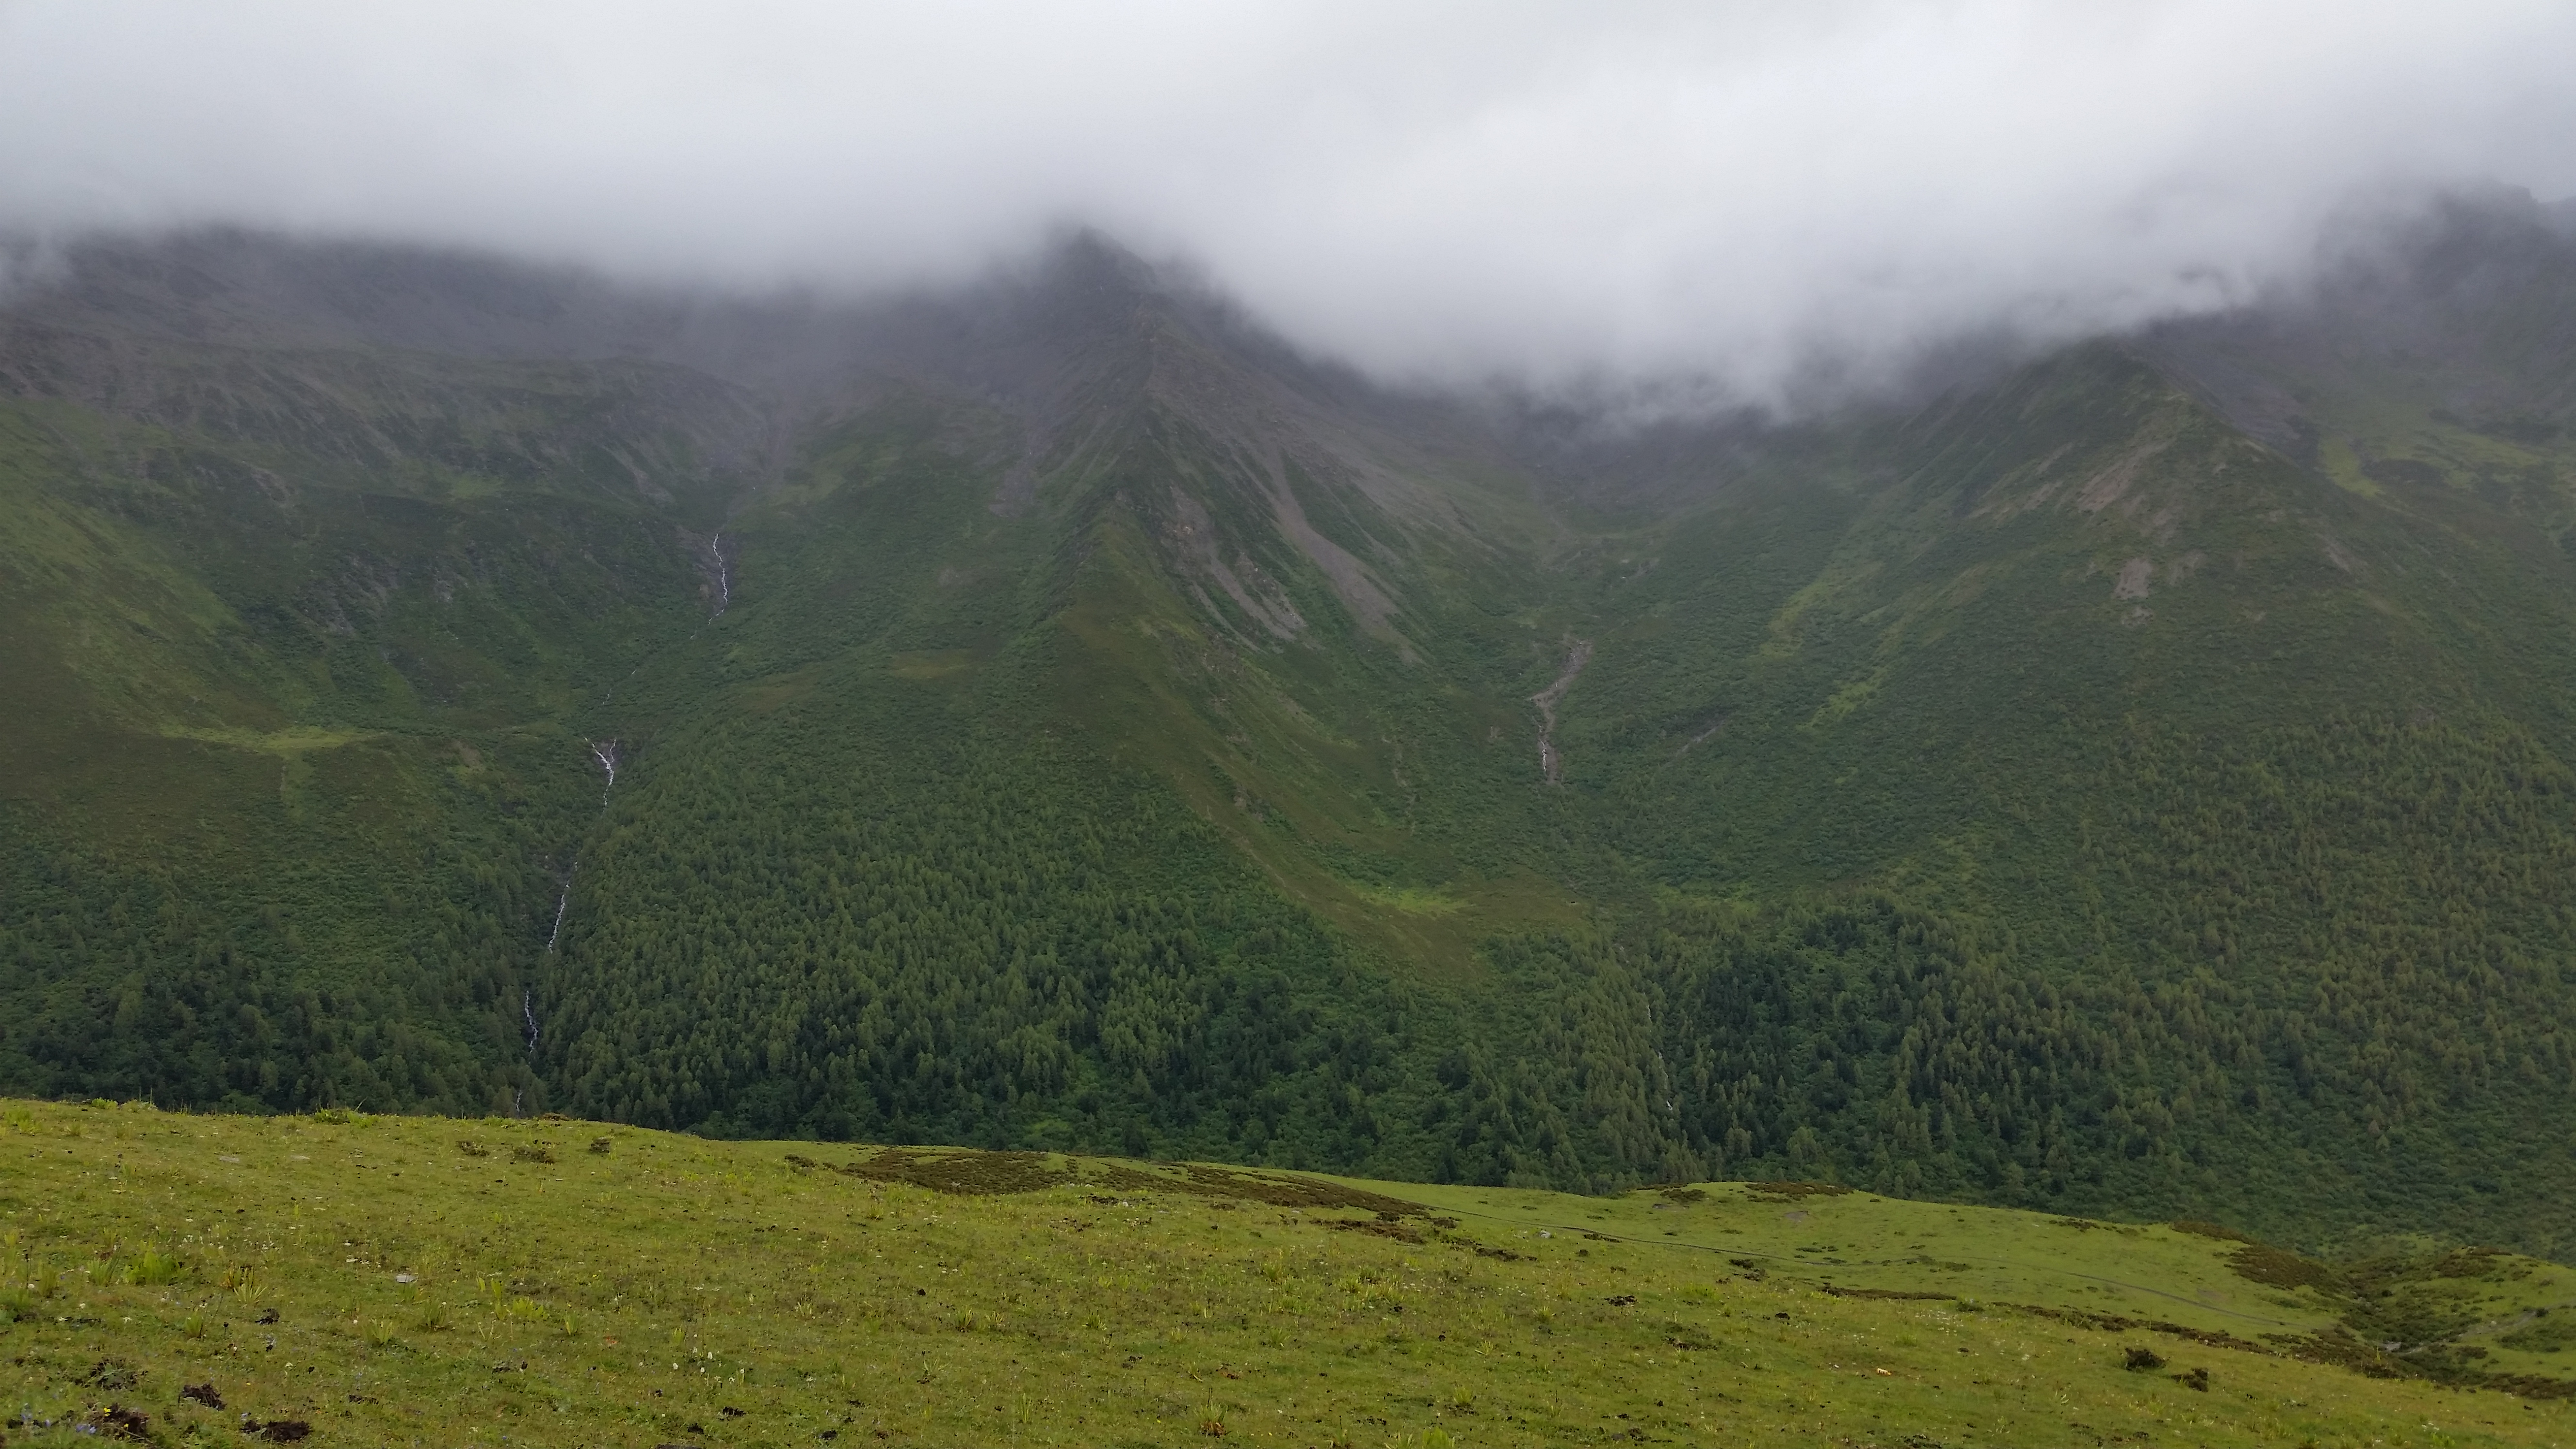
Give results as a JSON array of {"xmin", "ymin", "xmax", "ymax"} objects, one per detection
[
  {"xmin": 1322, "ymin": 1218, "xmax": 1424, "ymax": 1245},
  {"xmin": 1743, "ymin": 1181, "xmax": 1852, "ymax": 1202},
  {"xmin": 1822, "ymin": 1286, "xmax": 1952, "ymax": 1302},
  {"xmin": 827, "ymin": 1147, "xmax": 1072, "ymax": 1195},
  {"xmin": 800, "ymin": 1148, "xmax": 1438, "ymax": 1223},
  {"xmin": 1153, "ymin": 1163, "xmax": 1433, "ymax": 1220},
  {"xmin": 79, "ymin": 1358, "xmax": 141, "ymax": 1390}
]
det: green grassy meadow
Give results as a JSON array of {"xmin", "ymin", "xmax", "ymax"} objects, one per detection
[{"xmin": 5, "ymin": 1099, "xmax": 2572, "ymax": 1448}]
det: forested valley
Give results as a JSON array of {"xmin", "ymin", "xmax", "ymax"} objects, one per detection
[{"xmin": 7, "ymin": 200, "xmax": 2576, "ymax": 1255}]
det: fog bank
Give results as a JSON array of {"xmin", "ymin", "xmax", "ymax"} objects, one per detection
[{"xmin": 4, "ymin": 1, "xmax": 2572, "ymax": 405}]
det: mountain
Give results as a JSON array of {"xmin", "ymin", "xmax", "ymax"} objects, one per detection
[{"xmin": 4, "ymin": 197, "xmax": 2575, "ymax": 1255}]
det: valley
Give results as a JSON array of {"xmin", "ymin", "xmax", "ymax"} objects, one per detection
[{"xmin": 3, "ymin": 200, "xmax": 2576, "ymax": 1259}]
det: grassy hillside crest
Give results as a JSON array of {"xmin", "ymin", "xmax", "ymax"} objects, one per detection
[{"xmin": 5, "ymin": 1099, "xmax": 2575, "ymax": 1448}]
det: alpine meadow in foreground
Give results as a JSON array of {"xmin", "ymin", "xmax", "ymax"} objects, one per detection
[{"xmin": 4, "ymin": 1099, "xmax": 2573, "ymax": 1447}]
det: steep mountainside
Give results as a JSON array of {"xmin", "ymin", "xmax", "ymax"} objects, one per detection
[{"xmin": 4, "ymin": 205, "xmax": 2574, "ymax": 1253}]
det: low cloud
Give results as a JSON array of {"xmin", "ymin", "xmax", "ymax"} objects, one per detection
[{"xmin": 3, "ymin": 0, "xmax": 2571, "ymax": 406}]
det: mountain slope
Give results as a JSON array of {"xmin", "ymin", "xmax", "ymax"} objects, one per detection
[
  {"xmin": 1471, "ymin": 341, "xmax": 2576, "ymax": 1237},
  {"xmin": 528, "ymin": 249, "xmax": 1595, "ymax": 1158},
  {"xmin": 5, "ymin": 210, "xmax": 2576, "ymax": 1253}
]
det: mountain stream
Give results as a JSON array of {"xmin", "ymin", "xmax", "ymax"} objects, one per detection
[{"xmin": 1530, "ymin": 639, "xmax": 1594, "ymax": 785}]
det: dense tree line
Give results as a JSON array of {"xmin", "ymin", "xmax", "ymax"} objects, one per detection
[
  {"xmin": 0, "ymin": 811, "xmax": 543, "ymax": 1116},
  {"xmin": 534, "ymin": 692, "xmax": 1419, "ymax": 1169},
  {"xmin": 1416, "ymin": 710, "xmax": 2576, "ymax": 1253}
]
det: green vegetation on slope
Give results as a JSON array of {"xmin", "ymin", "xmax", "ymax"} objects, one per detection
[
  {"xmin": 8, "ymin": 226, "xmax": 2576, "ymax": 1260},
  {"xmin": 7, "ymin": 1099, "xmax": 2576, "ymax": 1449},
  {"xmin": 0, "ymin": 335, "xmax": 741, "ymax": 1117},
  {"xmin": 1465, "ymin": 348, "xmax": 2576, "ymax": 1250}
]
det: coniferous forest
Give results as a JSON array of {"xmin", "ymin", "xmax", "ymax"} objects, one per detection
[{"xmin": 8, "ymin": 201, "xmax": 2576, "ymax": 1256}]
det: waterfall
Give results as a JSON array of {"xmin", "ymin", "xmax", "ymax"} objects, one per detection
[
  {"xmin": 544, "ymin": 874, "xmax": 571, "ymax": 951},
  {"xmin": 589, "ymin": 740, "xmax": 618, "ymax": 802},
  {"xmin": 530, "ymin": 742, "xmax": 619, "ymax": 1073}
]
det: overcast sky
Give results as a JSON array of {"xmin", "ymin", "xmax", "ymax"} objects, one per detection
[{"xmin": 2, "ymin": 0, "xmax": 2572, "ymax": 403}]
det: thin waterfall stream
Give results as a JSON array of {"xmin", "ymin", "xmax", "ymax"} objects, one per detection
[
  {"xmin": 525, "ymin": 530, "xmax": 730, "ymax": 1079},
  {"xmin": 526, "ymin": 739, "xmax": 619, "ymax": 1062},
  {"xmin": 543, "ymin": 865, "xmax": 573, "ymax": 951}
]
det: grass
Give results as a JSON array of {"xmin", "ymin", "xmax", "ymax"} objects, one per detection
[
  {"xmin": 1345, "ymin": 886, "xmax": 1467, "ymax": 918},
  {"xmin": 4, "ymin": 1099, "xmax": 2573, "ymax": 1448}
]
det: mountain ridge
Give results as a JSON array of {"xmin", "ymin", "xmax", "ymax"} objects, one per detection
[{"xmin": 5, "ymin": 202, "xmax": 2576, "ymax": 1254}]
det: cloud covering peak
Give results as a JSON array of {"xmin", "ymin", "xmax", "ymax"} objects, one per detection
[{"xmin": 4, "ymin": 1, "xmax": 2572, "ymax": 403}]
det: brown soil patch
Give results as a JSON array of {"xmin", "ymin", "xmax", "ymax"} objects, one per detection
[
  {"xmin": 1743, "ymin": 1181, "xmax": 1853, "ymax": 1202},
  {"xmin": 2112, "ymin": 557, "xmax": 2153, "ymax": 600},
  {"xmin": 796, "ymin": 1145, "xmax": 1436, "ymax": 1221}
]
